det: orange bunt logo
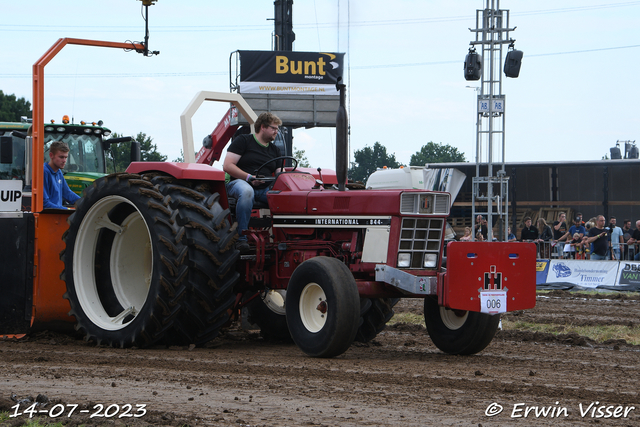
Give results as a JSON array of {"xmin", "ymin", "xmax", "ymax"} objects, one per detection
[{"xmin": 275, "ymin": 53, "xmax": 336, "ymax": 76}]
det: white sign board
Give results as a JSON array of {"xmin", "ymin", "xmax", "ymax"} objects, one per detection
[
  {"xmin": 480, "ymin": 290, "xmax": 507, "ymax": 314},
  {"xmin": 0, "ymin": 180, "xmax": 23, "ymax": 212},
  {"xmin": 478, "ymin": 98, "xmax": 505, "ymax": 114},
  {"xmin": 546, "ymin": 260, "xmax": 619, "ymax": 288}
]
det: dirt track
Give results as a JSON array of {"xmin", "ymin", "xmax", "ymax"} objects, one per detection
[{"xmin": 2, "ymin": 291, "xmax": 640, "ymax": 426}]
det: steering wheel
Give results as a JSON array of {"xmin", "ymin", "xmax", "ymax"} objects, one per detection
[
  {"xmin": 67, "ymin": 163, "xmax": 84, "ymax": 173},
  {"xmin": 250, "ymin": 156, "xmax": 298, "ymax": 183}
]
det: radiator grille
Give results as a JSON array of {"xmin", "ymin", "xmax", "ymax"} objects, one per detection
[
  {"xmin": 399, "ymin": 217, "xmax": 443, "ymax": 269},
  {"xmin": 400, "ymin": 193, "xmax": 450, "ymax": 215}
]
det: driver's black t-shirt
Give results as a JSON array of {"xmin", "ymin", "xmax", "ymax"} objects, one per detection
[{"xmin": 226, "ymin": 134, "xmax": 281, "ymax": 189}]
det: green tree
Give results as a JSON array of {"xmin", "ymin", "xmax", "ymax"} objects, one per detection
[
  {"xmin": 410, "ymin": 142, "xmax": 466, "ymax": 165},
  {"xmin": 0, "ymin": 90, "xmax": 31, "ymax": 122},
  {"xmin": 172, "ymin": 149, "xmax": 184, "ymax": 162},
  {"xmin": 348, "ymin": 142, "xmax": 401, "ymax": 183},
  {"xmin": 106, "ymin": 132, "xmax": 167, "ymax": 173},
  {"xmin": 293, "ymin": 148, "xmax": 310, "ymax": 167}
]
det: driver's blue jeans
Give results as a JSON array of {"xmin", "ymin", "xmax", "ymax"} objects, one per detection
[{"xmin": 225, "ymin": 179, "xmax": 269, "ymax": 242}]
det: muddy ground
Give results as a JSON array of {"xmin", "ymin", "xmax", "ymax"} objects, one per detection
[{"xmin": 1, "ymin": 291, "xmax": 640, "ymax": 426}]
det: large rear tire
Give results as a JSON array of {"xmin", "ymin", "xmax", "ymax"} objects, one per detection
[
  {"xmin": 246, "ymin": 289, "xmax": 292, "ymax": 341},
  {"xmin": 355, "ymin": 298, "xmax": 399, "ymax": 343},
  {"xmin": 424, "ymin": 296, "xmax": 500, "ymax": 355},
  {"xmin": 149, "ymin": 175, "xmax": 240, "ymax": 345},
  {"xmin": 62, "ymin": 174, "xmax": 187, "ymax": 348},
  {"xmin": 286, "ymin": 257, "xmax": 360, "ymax": 358}
]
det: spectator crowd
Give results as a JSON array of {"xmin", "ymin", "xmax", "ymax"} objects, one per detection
[{"xmin": 463, "ymin": 212, "xmax": 640, "ymax": 261}]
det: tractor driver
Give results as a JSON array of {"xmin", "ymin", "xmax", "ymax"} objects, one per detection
[
  {"xmin": 43, "ymin": 141, "xmax": 81, "ymax": 210},
  {"xmin": 223, "ymin": 112, "xmax": 283, "ymax": 253}
]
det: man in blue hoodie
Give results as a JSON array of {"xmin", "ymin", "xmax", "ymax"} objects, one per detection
[{"xmin": 43, "ymin": 141, "xmax": 80, "ymax": 210}]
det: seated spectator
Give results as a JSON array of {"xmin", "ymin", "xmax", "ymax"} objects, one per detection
[
  {"xmin": 552, "ymin": 212, "xmax": 570, "ymax": 258},
  {"xmin": 520, "ymin": 217, "xmax": 538, "ymax": 241},
  {"xmin": 621, "ymin": 219, "xmax": 633, "ymax": 260},
  {"xmin": 475, "ymin": 215, "xmax": 488, "ymax": 241},
  {"xmin": 584, "ymin": 215, "xmax": 609, "ymax": 260},
  {"xmin": 565, "ymin": 232, "xmax": 583, "ymax": 259},
  {"xmin": 459, "ymin": 227, "xmax": 473, "ymax": 241},
  {"xmin": 627, "ymin": 220, "xmax": 640, "ymax": 261},
  {"xmin": 536, "ymin": 218, "xmax": 553, "ymax": 258},
  {"xmin": 507, "ymin": 227, "xmax": 517, "ymax": 242},
  {"xmin": 609, "ymin": 216, "xmax": 623, "ymax": 260},
  {"xmin": 569, "ymin": 217, "xmax": 586, "ymax": 239}
]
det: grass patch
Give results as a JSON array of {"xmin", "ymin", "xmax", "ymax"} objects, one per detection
[
  {"xmin": 389, "ymin": 312, "xmax": 425, "ymax": 327},
  {"xmin": 501, "ymin": 319, "xmax": 640, "ymax": 345},
  {"xmin": 0, "ymin": 411, "xmax": 66, "ymax": 427},
  {"xmin": 390, "ymin": 308, "xmax": 640, "ymax": 345}
]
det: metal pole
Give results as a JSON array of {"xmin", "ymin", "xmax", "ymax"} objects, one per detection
[{"xmin": 469, "ymin": 0, "xmax": 516, "ymax": 241}]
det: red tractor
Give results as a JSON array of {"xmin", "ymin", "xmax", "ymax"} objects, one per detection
[
  {"xmin": 0, "ymin": 33, "xmax": 535, "ymax": 356},
  {"xmin": 60, "ymin": 87, "xmax": 537, "ymax": 357}
]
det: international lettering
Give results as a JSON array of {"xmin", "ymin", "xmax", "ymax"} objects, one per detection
[{"xmin": 311, "ymin": 218, "xmax": 387, "ymax": 226}]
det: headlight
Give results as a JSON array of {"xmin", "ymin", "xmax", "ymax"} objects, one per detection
[
  {"xmin": 94, "ymin": 129, "xmax": 102, "ymax": 134},
  {"xmin": 398, "ymin": 253, "xmax": 411, "ymax": 268},
  {"xmin": 84, "ymin": 128, "xmax": 92, "ymax": 134},
  {"xmin": 423, "ymin": 253, "xmax": 438, "ymax": 268}
]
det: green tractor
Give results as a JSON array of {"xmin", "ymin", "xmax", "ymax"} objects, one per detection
[{"xmin": 0, "ymin": 116, "xmax": 137, "ymax": 204}]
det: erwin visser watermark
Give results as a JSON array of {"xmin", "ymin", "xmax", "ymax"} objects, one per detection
[{"xmin": 485, "ymin": 402, "xmax": 636, "ymax": 419}]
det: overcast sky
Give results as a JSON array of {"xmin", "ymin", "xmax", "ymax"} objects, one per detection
[{"xmin": 2, "ymin": 0, "xmax": 639, "ymax": 171}]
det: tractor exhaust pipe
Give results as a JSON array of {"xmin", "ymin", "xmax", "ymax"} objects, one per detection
[{"xmin": 336, "ymin": 78, "xmax": 348, "ymax": 191}]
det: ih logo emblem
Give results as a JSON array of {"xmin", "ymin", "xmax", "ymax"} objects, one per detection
[{"xmin": 484, "ymin": 265, "xmax": 503, "ymax": 290}]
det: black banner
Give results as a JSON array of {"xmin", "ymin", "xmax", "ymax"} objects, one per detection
[{"xmin": 239, "ymin": 50, "xmax": 344, "ymax": 85}]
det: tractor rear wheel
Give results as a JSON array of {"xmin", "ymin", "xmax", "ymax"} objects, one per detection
[
  {"xmin": 62, "ymin": 174, "xmax": 187, "ymax": 348},
  {"xmin": 286, "ymin": 257, "xmax": 360, "ymax": 358},
  {"xmin": 246, "ymin": 289, "xmax": 291, "ymax": 341},
  {"xmin": 423, "ymin": 296, "xmax": 500, "ymax": 355},
  {"xmin": 148, "ymin": 175, "xmax": 240, "ymax": 345},
  {"xmin": 354, "ymin": 298, "xmax": 399, "ymax": 343}
]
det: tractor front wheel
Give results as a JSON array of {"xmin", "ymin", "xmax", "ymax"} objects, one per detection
[
  {"xmin": 286, "ymin": 257, "xmax": 360, "ymax": 358},
  {"xmin": 424, "ymin": 296, "xmax": 500, "ymax": 355}
]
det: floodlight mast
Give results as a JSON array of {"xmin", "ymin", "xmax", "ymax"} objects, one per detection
[
  {"xmin": 138, "ymin": 0, "xmax": 160, "ymax": 57},
  {"xmin": 468, "ymin": 0, "xmax": 517, "ymax": 242}
]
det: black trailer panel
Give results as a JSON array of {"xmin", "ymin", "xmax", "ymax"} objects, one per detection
[{"xmin": 0, "ymin": 212, "xmax": 34, "ymax": 334}]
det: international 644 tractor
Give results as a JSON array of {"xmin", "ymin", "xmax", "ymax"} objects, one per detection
[{"xmin": 2, "ymin": 37, "xmax": 536, "ymax": 358}]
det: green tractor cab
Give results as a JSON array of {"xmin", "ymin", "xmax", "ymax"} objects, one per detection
[
  {"xmin": 1, "ymin": 117, "xmax": 136, "ymax": 197},
  {"xmin": 43, "ymin": 117, "xmax": 111, "ymax": 196}
]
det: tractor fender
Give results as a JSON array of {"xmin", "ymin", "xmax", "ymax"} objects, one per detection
[{"xmin": 127, "ymin": 161, "xmax": 226, "ymax": 182}]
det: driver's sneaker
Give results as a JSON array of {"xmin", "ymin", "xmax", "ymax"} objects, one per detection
[{"xmin": 235, "ymin": 240, "xmax": 250, "ymax": 254}]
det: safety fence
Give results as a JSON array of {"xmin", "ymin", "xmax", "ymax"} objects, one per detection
[{"xmin": 521, "ymin": 241, "xmax": 639, "ymax": 261}]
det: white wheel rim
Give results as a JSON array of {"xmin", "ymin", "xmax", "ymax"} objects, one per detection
[
  {"xmin": 299, "ymin": 283, "xmax": 327, "ymax": 333},
  {"xmin": 73, "ymin": 195, "xmax": 153, "ymax": 331},
  {"xmin": 439, "ymin": 307, "xmax": 469, "ymax": 330},
  {"xmin": 263, "ymin": 289, "xmax": 286, "ymax": 315}
]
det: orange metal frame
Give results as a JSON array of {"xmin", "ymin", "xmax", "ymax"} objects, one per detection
[{"xmin": 30, "ymin": 38, "xmax": 144, "ymax": 327}]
